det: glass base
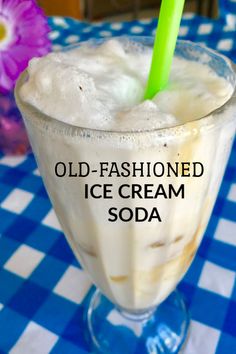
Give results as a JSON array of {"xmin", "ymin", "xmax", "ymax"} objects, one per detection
[{"xmin": 87, "ymin": 289, "xmax": 190, "ymax": 354}]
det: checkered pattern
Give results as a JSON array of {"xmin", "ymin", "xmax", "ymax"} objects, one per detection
[{"xmin": 0, "ymin": 8, "xmax": 236, "ymax": 354}]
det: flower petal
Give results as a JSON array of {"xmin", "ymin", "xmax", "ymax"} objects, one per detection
[
  {"xmin": 4, "ymin": 0, "xmax": 48, "ymax": 27},
  {"xmin": 2, "ymin": 52, "xmax": 19, "ymax": 80},
  {"xmin": 0, "ymin": 56, "xmax": 14, "ymax": 92},
  {"xmin": 8, "ymin": 44, "xmax": 50, "ymax": 68},
  {"xmin": 18, "ymin": 28, "xmax": 50, "ymax": 47},
  {"xmin": 0, "ymin": 0, "xmax": 51, "ymax": 93},
  {"xmin": 3, "ymin": 0, "xmax": 33, "ymax": 20},
  {"xmin": 8, "ymin": 44, "xmax": 34, "ymax": 67}
]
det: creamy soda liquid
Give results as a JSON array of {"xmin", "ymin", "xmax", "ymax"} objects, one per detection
[{"xmin": 16, "ymin": 38, "xmax": 236, "ymax": 311}]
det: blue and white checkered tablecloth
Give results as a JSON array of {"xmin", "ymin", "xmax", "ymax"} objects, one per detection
[{"xmin": 0, "ymin": 7, "xmax": 236, "ymax": 354}]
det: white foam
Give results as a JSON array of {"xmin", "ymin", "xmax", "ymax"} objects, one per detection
[
  {"xmin": 20, "ymin": 38, "xmax": 233, "ymax": 130},
  {"xmin": 113, "ymin": 101, "xmax": 177, "ymax": 131}
]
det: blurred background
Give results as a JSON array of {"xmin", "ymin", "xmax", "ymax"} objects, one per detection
[{"xmin": 38, "ymin": 0, "xmax": 219, "ymax": 21}]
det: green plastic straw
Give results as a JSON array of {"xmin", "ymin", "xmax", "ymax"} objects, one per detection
[{"xmin": 144, "ymin": 0, "xmax": 185, "ymax": 100}]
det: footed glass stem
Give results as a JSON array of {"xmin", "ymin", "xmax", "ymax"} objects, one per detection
[{"xmin": 87, "ymin": 289, "xmax": 190, "ymax": 354}]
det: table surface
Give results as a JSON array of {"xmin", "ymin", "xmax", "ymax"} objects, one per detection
[{"xmin": 0, "ymin": 6, "xmax": 236, "ymax": 354}]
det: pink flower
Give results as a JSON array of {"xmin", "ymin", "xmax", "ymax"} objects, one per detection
[{"xmin": 0, "ymin": 0, "xmax": 51, "ymax": 93}]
